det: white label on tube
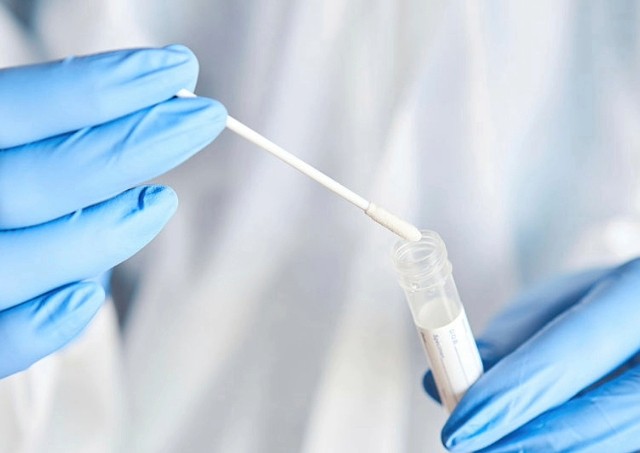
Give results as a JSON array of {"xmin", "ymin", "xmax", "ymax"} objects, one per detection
[{"xmin": 417, "ymin": 306, "xmax": 483, "ymax": 413}]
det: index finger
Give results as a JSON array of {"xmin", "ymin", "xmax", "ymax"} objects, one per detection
[
  {"xmin": 0, "ymin": 45, "xmax": 198, "ymax": 148},
  {"xmin": 477, "ymin": 268, "xmax": 609, "ymax": 368}
]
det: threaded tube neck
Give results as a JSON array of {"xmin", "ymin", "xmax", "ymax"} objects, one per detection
[{"xmin": 392, "ymin": 230, "xmax": 452, "ymax": 291}]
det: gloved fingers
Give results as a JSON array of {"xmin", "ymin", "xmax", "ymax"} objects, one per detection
[
  {"xmin": 422, "ymin": 269, "xmax": 607, "ymax": 404},
  {"xmin": 423, "ymin": 370, "xmax": 441, "ymax": 403},
  {"xmin": 0, "ymin": 96, "xmax": 225, "ymax": 229},
  {"xmin": 0, "ymin": 281, "xmax": 105, "ymax": 379},
  {"xmin": 0, "ymin": 45, "xmax": 198, "ymax": 148},
  {"xmin": 442, "ymin": 258, "xmax": 640, "ymax": 452},
  {"xmin": 0, "ymin": 185, "xmax": 177, "ymax": 310},
  {"xmin": 476, "ymin": 268, "xmax": 609, "ymax": 369},
  {"xmin": 574, "ymin": 351, "xmax": 640, "ymax": 398},
  {"xmin": 476, "ymin": 361, "xmax": 640, "ymax": 453}
]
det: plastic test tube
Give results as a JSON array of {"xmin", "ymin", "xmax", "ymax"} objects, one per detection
[{"xmin": 392, "ymin": 230, "xmax": 483, "ymax": 412}]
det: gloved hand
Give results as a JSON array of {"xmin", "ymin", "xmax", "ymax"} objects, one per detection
[
  {"xmin": 423, "ymin": 260, "xmax": 640, "ymax": 452},
  {"xmin": 0, "ymin": 45, "xmax": 226, "ymax": 379}
]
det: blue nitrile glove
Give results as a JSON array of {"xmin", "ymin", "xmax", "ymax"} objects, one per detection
[
  {"xmin": 0, "ymin": 45, "xmax": 226, "ymax": 379},
  {"xmin": 423, "ymin": 262, "xmax": 640, "ymax": 452}
]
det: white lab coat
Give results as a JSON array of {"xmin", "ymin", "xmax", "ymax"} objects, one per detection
[{"xmin": 2, "ymin": 1, "xmax": 640, "ymax": 452}]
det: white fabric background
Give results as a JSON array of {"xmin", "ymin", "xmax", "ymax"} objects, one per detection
[{"xmin": 2, "ymin": 1, "xmax": 640, "ymax": 452}]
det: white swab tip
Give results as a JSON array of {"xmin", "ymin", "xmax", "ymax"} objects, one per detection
[
  {"xmin": 365, "ymin": 204, "xmax": 422, "ymax": 241},
  {"xmin": 176, "ymin": 89, "xmax": 197, "ymax": 98}
]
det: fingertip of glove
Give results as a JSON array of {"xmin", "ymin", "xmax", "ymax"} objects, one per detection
[
  {"xmin": 441, "ymin": 431, "xmax": 460, "ymax": 451},
  {"xmin": 422, "ymin": 370, "xmax": 442, "ymax": 403},
  {"xmin": 166, "ymin": 96, "xmax": 227, "ymax": 149},
  {"xmin": 161, "ymin": 44, "xmax": 200, "ymax": 91},
  {"xmin": 163, "ymin": 44, "xmax": 198, "ymax": 70},
  {"xmin": 197, "ymin": 98, "xmax": 228, "ymax": 137},
  {"xmin": 63, "ymin": 281, "xmax": 105, "ymax": 315},
  {"xmin": 442, "ymin": 426, "xmax": 470, "ymax": 452},
  {"xmin": 41, "ymin": 282, "xmax": 106, "ymax": 342},
  {"xmin": 163, "ymin": 44, "xmax": 196, "ymax": 60},
  {"xmin": 441, "ymin": 412, "xmax": 486, "ymax": 453},
  {"xmin": 207, "ymin": 98, "xmax": 228, "ymax": 121},
  {"xmin": 70, "ymin": 280, "xmax": 106, "ymax": 299},
  {"xmin": 0, "ymin": 283, "xmax": 106, "ymax": 377},
  {"xmin": 174, "ymin": 96, "xmax": 227, "ymax": 126},
  {"xmin": 138, "ymin": 185, "xmax": 178, "ymax": 219},
  {"xmin": 62, "ymin": 185, "xmax": 178, "ymax": 266}
]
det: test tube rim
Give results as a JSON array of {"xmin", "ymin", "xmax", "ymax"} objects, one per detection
[{"xmin": 392, "ymin": 229, "xmax": 452, "ymax": 290}]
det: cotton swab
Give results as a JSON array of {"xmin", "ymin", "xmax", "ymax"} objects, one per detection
[{"xmin": 176, "ymin": 89, "xmax": 421, "ymax": 242}]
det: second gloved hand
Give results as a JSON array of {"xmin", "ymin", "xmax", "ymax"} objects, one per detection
[
  {"xmin": 0, "ymin": 45, "xmax": 227, "ymax": 379},
  {"xmin": 423, "ymin": 262, "xmax": 640, "ymax": 452}
]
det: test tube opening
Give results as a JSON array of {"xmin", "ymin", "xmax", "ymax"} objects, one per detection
[{"xmin": 392, "ymin": 230, "xmax": 451, "ymax": 291}]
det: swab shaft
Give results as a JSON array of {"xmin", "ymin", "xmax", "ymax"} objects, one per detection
[
  {"xmin": 175, "ymin": 89, "xmax": 421, "ymax": 241},
  {"xmin": 225, "ymin": 116, "xmax": 369, "ymax": 210}
]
